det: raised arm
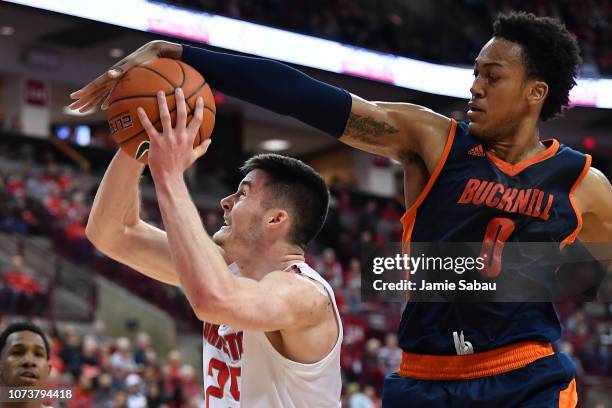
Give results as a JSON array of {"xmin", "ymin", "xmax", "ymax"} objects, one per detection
[
  {"xmin": 341, "ymin": 95, "xmax": 451, "ymax": 167},
  {"xmin": 139, "ymin": 89, "xmax": 332, "ymax": 334},
  {"xmin": 71, "ymin": 41, "xmax": 450, "ymax": 168},
  {"xmin": 85, "ymin": 150, "xmax": 181, "ymax": 286}
]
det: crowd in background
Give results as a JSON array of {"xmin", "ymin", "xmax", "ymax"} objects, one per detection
[
  {"xmin": 171, "ymin": 0, "xmax": 612, "ymax": 76},
  {"xmin": 0, "ymin": 139, "xmax": 610, "ymax": 406},
  {"xmin": 0, "ymin": 316, "xmax": 202, "ymax": 408}
]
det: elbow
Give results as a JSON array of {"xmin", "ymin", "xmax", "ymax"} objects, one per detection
[
  {"xmin": 85, "ymin": 218, "xmax": 103, "ymax": 248},
  {"xmin": 190, "ymin": 287, "xmax": 232, "ymax": 322},
  {"xmin": 85, "ymin": 217, "xmax": 122, "ymax": 256}
]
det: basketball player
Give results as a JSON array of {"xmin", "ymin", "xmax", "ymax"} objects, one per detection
[
  {"xmin": 0, "ymin": 322, "xmax": 52, "ymax": 408},
  {"xmin": 72, "ymin": 11, "xmax": 612, "ymax": 407},
  {"xmin": 85, "ymin": 88, "xmax": 342, "ymax": 407}
]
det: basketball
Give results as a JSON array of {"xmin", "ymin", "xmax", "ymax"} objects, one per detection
[{"xmin": 105, "ymin": 58, "xmax": 216, "ymax": 163}]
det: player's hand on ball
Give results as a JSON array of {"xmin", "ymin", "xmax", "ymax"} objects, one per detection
[
  {"xmin": 139, "ymin": 88, "xmax": 211, "ymax": 178},
  {"xmin": 69, "ymin": 40, "xmax": 182, "ymax": 113}
]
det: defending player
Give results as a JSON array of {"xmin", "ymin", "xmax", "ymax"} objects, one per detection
[
  {"xmin": 72, "ymin": 11, "xmax": 612, "ymax": 408},
  {"xmin": 85, "ymin": 88, "xmax": 342, "ymax": 407}
]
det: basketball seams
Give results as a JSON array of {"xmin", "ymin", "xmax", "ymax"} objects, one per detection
[
  {"xmin": 175, "ymin": 60, "xmax": 186, "ymax": 89},
  {"xmin": 117, "ymin": 80, "xmax": 212, "ymax": 145},
  {"xmin": 108, "ymin": 93, "xmax": 175, "ymax": 105},
  {"xmin": 108, "ymin": 63, "xmax": 186, "ymax": 107},
  {"xmin": 138, "ymin": 65, "xmax": 182, "ymax": 89}
]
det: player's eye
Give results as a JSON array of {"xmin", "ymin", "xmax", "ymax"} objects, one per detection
[{"xmin": 487, "ymin": 75, "xmax": 498, "ymax": 82}]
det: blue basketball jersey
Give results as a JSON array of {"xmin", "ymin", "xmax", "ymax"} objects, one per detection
[{"xmin": 398, "ymin": 119, "xmax": 591, "ymax": 355}]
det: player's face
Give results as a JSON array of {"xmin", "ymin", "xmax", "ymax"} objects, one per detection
[
  {"xmin": 468, "ymin": 37, "xmax": 532, "ymax": 140},
  {"xmin": 0, "ymin": 331, "xmax": 50, "ymax": 387},
  {"xmin": 213, "ymin": 170, "xmax": 269, "ymax": 256}
]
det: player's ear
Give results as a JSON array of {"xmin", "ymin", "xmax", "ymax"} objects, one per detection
[
  {"xmin": 267, "ymin": 209, "xmax": 289, "ymax": 226},
  {"xmin": 528, "ymin": 80, "xmax": 548, "ymax": 106}
]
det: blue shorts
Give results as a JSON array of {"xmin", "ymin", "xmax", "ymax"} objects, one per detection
[{"xmin": 382, "ymin": 353, "xmax": 577, "ymax": 408}]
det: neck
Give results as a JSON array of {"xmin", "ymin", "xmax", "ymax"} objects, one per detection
[
  {"xmin": 485, "ymin": 117, "xmax": 545, "ymax": 164},
  {"xmin": 235, "ymin": 242, "xmax": 305, "ymax": 280}
]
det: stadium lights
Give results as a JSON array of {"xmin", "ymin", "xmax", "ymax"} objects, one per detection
[
  {"xmin": 109, "ymin": 48, "xmax": 124, "ymax": 58},
  {"xmin": 0, "ymin": 26, "xmax": 15, "ymax": 36},
  {"xmin": 260, "ymin": 139, "xmax": 291, "ymax": 152},
  {"xmin": 5, "ymin": 0, "xmax": 612, "ymax": 109},
  {"xmin": 63, "ymin": 105, "xmax": 96, "ymax": 116}
]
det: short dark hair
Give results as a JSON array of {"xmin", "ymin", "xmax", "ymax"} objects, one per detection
[
  {"xmin": 0, "ymin": 322, "xmax": 50, "ymax": 360},
  {"xmin": 240, "ymin": 153, "xmax": 329, "ymax": 248},
  {"xmin": 493, "ymin": 12, "xmax": 581, "ymax": 121}
]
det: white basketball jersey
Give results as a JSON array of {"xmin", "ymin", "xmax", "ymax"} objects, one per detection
[
  {"xmin": 202, "ymin": 262, "xmax": 343, "ymax": 408},
  {"xmin": 202, "ymin": 263, "xmax": 243, "ymax": 408}
]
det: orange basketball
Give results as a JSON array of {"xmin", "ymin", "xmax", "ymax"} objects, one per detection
[{"xmin": 106, "ymin": 58, "xmax": 216, "ymax": 163}]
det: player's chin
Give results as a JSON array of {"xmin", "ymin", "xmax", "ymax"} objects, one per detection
[
  {"xmin": 212, "ymin": 229, "xmax": 227, "ymax": 245},
  {"xmin": 468, "ymin": 121, "xmax": 487, "ymax": 138}
]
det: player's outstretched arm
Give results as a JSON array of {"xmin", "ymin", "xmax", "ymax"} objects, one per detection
[
  {"xmin": 86, "ymin": 149, "xmax": 181, "ymax": 286},
  {"xmin": 70, "ymin": 41, "xmax": 450, "ymax": 168},
  {"xmin": 340, "ymin": 94, "xmax": 451, "ymax": 165}
]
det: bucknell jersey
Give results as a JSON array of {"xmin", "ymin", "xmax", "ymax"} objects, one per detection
[
  {"xmin": 399, "ymin": 119, "xmax": 591, "ymax": 355},
  {"xmin": 203, "ymin": 262, "xmax": 343, "ymax": 407}
]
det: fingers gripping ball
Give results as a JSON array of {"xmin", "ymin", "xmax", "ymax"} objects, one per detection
[{"xmin": 106, "ymin": 58, "xmax": 216, "ymax": 163}]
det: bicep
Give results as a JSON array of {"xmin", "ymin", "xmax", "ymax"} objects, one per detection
[
  {"xmin": 202, "ymin": 273, "xmax": 330, "ymax": 332},
  {"xmin": 339, "ymin": 94, "xmax": 450, "ymax": 164}
]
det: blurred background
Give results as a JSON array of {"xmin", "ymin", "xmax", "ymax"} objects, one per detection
[{"xmin": 0, "ymin": 0, "xmax": 610, "ymax": 407}]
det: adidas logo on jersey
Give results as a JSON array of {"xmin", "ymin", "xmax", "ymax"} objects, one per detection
[{"xmin": 467, "ymin": 144, "xmax": 485, "ymax": 157}]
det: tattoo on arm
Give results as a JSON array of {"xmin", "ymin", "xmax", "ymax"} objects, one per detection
[{"xmin": 344, "ymin": 112, "xmax": 399, "ymax": 144}]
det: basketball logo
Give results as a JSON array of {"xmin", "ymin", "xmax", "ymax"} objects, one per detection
[{"xmin": 135, "ymin": 140, "xmax": 150, "ymax": 161}]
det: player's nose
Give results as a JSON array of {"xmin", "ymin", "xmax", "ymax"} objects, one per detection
[
  {"xmin": 220, "ymin": 195, "xmax": 232, "ymax": 211},
  {"xmin": 470, "ymin": 78, "xmax": 484, "ymax": 99},
  {"xmin": 21, "ymin": 352, "xmax": 37, "ymax": 367}
]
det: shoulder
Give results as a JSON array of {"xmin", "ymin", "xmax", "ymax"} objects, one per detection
[
  {"xmin": 575, "ymin": 166, "xmax": 612, "ymax": 215},
  {"xmin": 575, "ymin": 167, "xmax": 612, "ymax": 244},
  {"xmin": 261, "ymin": 270, "xmax": 332, "ymax": 312}
]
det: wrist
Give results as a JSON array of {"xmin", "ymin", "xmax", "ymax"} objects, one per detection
[
  {"xmin": 154, "ymin": 40, "xmax": 183, "ymax": 59},
  {"xmin": 152, "ymin": 170, "xmax": 185, "ymax": 195}
]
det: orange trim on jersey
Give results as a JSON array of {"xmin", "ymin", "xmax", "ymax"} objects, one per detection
[
  {"xmin": 560, "ymin": 154, "xmax": 592, "ymax": 249},
  {"xmin": 485, "ymin": 139, "xmax": 560, "ymax": 177},
  {"xmin": 400, "ymin": 119, "xmax": 457, "ymax": 245},
  {"xmin": 558, "ymin": 378, "xmax": 578, "ymax": 408},
  {"xmin": 399, "ymin": 341, "xmax": 554, "ymax": 381}
]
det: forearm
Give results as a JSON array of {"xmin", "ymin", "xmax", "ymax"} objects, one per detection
[
  {"xmin": 154, "ymin": 174, "xmax": 233, "ymax": 315},
  {"xmin": 86, "ymin": 150, "xmax": 145, "ymax": 241},
  {"xmin": 180, "ymin": 44, "xmax": 352, "ymax": 137}
]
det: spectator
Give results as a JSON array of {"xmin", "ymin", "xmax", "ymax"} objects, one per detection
[
  {"xmin": 59, "ymin": 326, "xmax": 83, "ymax": 380},
  {"xmin": 92, "ymin": 371, "xmax": 115, "ymax": 408},
  {"xmin": 67, "ymin": 372, "xmax": 94, "ymax": 408},
  {"xmin": 125, "ymin": 373, "xmax": 147, "ymax": 408},
  {"xmin": 110, "ymin": 337, "xmax": 138, "ymax": 377},
  {"xmin": 347, "ymin": 382, "xmax": 374, "ymax": 408},
  {"xmin": 378, "ymin": 333, "xmax": 402, "ymax": 375},
  {"xmin": 133, "ymin": 331, "xmax": 152, "ymax": 366}
]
